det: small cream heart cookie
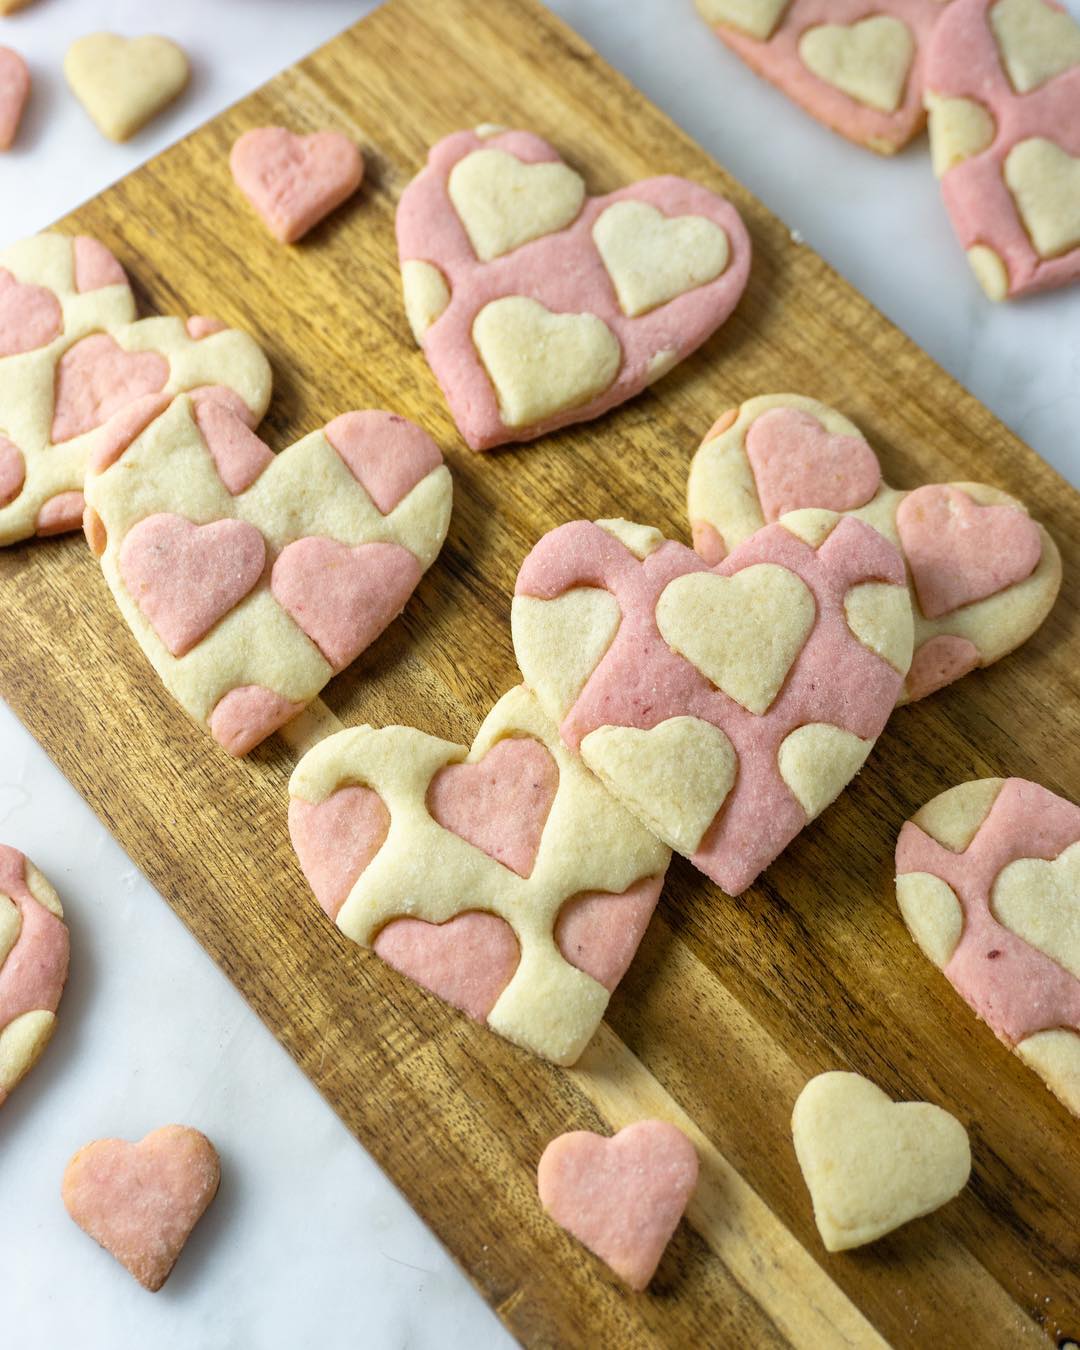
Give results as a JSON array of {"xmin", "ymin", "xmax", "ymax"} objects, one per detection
[
  {"xmin": 64, "ymin": 33, "xmax": 189, "ymax": 143},
  {"xmin": 792, "ymin": 1072, "xmax": 971, "ymax": 1251}
]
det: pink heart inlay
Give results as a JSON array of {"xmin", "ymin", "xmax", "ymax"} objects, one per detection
[
  {"xmin": 374, "ymin": 912, "xmax": 520, "ymax": 1022},
  {"xmin": 0, "ymin": 435, "xmax": 25, "ymax": 508},
  {"xmin": 897, "ymin": 484, "xmax": 1042, "ymax": 619},
  {"xmin": 326, "ymin": 411, "xmax": 444, "ymax": 514},
  {"xmin": 35, "ymin": 491, "xmax": 86, "ymax": 537},
  {"xmin": 745, "ymin": 407, "xmax": 881, "ymax": 521},
  {"xmin": 288, "ymin": 785, "xmax": 392, "ymax": 920},
  {"xmin": 119, "ymin": 512, "xmax": 266, "ymax": 657},
  {"xmin": 271, "ymin": 537, "xmax": 423, "ymax": 671},
  {"xmin": 0, "ymin": 266, "xmax": 62, "ymax": 359},
  {"xmin": 52, "ymin": 333, "xmax": 169, "ymax": 443},
  {"xmin": 905, "ymin": 634, "xmax": 980, "ymax": 700},
  {"xmin": 0, "ymin": 46, "xmax": 30, "ymax": 152},
  {"xmin": 208, "ymin": 685, "xmax": 303, "ymax": 758},
  {"xmin": 194, "ymin": 399, "xmax": 273, "ymax": 494},
  {"xmin": 554, "ymin": 874, "xmax": 663, "ymax": 992},
  {"xmin": 229, "ymin": 126, "xmax": 364, "ymax": 244},
  {"xmin": 72, "ymin": 236, "xmax": 127, "ymax": 293}
]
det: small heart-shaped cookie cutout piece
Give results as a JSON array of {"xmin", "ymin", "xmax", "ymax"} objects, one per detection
[
  {"xmin": 991, "ymin": 841, "xmax": 1080, "ymax": 981},
  {"xmin": 745, "ymin": 407, "xmax": 881, "ymax": 520},
  {"xmin": 792, "ymin": 1072, "xmax": 970, "ymax": 1251},
  {"xmin": 0, "ymin": 266, "xmax": 62, "ymax": 359},
  {"xmin": 52, "ymin": 334, "xmax": 169, "ymax": 442},
  {"xmin": 374, "ymin": 911, "xmax": 520, "ymax": 1021},
  {"xmin": 64, "ymin": 33, "xmax": 189, "ymax": 142},
  {"xmin": 593, "ymin": 200, "xmax": 730, "ymax": 317},
  {"xmin": 448, "ymin": 147, "xmax": 586, "ymax": 261},
  {"xmin": 538, "ymin": 1120, "xmax": 699, "ymax": 1290},
  {"xmin": 0, "ymin": 47, "xmax": 30, "ymax": 152},
  {"xmin": 62, "ymin": 1125, "xmax": 220, "ymax": 1291},
  {"xmin": 799, "ymin": 16, "xmax": 915, "ymax": 113},
  {"xmin": 230, "ymin": 127, "xmax": 363, "ymax": 244}
]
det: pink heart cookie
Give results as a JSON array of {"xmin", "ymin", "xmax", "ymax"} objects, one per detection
[
  {"xmin": 687, "ymin": 395, "xmax": 1061, "ymax": 701},
  {"xmin": 396, "ymin": 127, "xmax": 750, "ymax": 450},
  {"xmin": 86, "ymin": 396, "xmax": 452, "ymax": 755},
  {"xmin": 0, "ymin": 46, "xmax": 29, "ymax": 151},
  {"xmin": 897, "ymin": 778, "xmax": 1080, "ymax": 1117},
  {"xmin": 0, "ymin": 845, "xmax": 69, "ymax": 1107},
  {"xmin": 62, "ymin": 1125, "xmax": 221, "ymax": 1291},
  {"xmin": 925, "ymin": 0, "xmax": 1080, "ymax": 298},
  {"xmin": 288, "ymin": 686, "xmax": 670, "ymax": 1064},
  {"xmin": 537, "ymin": 1120, "xmax": 699, "ymax": 1290},
  {"xmin": 230, "ymin": 126, "xmax": 364, "ymax": 244},
  {"xmin": 696, "ymin": 0, "xmax": 943, "ymax": 154},
  {"xmin": 513, "ymin": 514, "xmax": 910, "ymax": 895}
]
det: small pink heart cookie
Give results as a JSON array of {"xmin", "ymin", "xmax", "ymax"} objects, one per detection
[
  {"xmin": 0, "ymin": 231, "xmax": 272, "ymax": 547},
  {"xmin": 230, "ymin": 126, "xmax": 364, "ymax": 244},
  {"xmin": 0, "ymin": 845, "xmax": 69, "ymax": 1107},
  {"xmin": 925, "ymin": 0, "xmax": 1080, "ymax": 298},
  {"xmin": 537, "ymin": 1120, "xmax": 699, "ymax": 1290},
  {"xmin": 396, "ymin": 127, "xmax": 750, "ymax": 450},
  {"xmin": 897, "ymin": 778, "xmax": 1080, "ymax": 1117},
  {"xmin": 288, "ymin": 685, "xmax": 670, "ymax": 1064},
  {"xmin": 0, "ymin": 46, "xmax": 29, "ymax": 151},
  {"xmin": 513, "ymin": 513, "xmax": 911, "ymax": 894},
  {"xmin": 62, "ymin": 1125, "xmax": 221, "ymax": 1290},
  {"xmin": 696, "ymin": 0, "xmax": 943, "ymax": 153},
  {"xmin": 687, "ymin": 394, "xmax": 1061, "ymax": 701},
  {"xmin": 84, "ymin": 396, "xmax": 452, "ymax": 755}
]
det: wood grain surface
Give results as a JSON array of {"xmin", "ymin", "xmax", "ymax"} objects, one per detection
[{"xmin": 2, "ymin": 0, "xmax": 1078, "ymax": 1343}]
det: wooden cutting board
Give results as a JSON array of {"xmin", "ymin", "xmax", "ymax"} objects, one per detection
[{"xmin": 2, "ymin": 0, "xmax": 1078, "ymax": 1343}]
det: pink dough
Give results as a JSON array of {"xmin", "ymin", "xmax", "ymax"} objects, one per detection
[
  {"xmin": 897, "ymin": 485, "xmax": 1042, "ymax": 618},
  {"xmin": 230, "ymin": 126, "xmax": 364, "ymax": 244},
  {"xmin": 691, "ymin": 518, "xmax": 726, "ymax": 565},
  {"xmin": 51, "ymin": 334, "xmax": 169, "ymax": 443},
  {"xmin": 194, "ymin": 399, "xmax": 273, "ymax": 493},
  {"xmin": 927, "ymin": 0, "xmax": 1080, "ymax": 297},
  {"xmin": 72, "ymin": 237, "xmax": 127, "ymax": 293},
  {"xmin": 35, "ymin": 491, "xmax": 85, "ymax": 537},
  {"xmin": 62, "ymin": 1125, "xmax": 220, "ymax": 1292},
  {"xmin": 119, "ymin": 513, "xmax": 266, "ymax": 657},
  {"xmin": 374, "ymin": 912, "xmax": 520, "ymax": 1022},
  {"xmin": 554, "ymin": 874, "xmax": 664, "ymax": 991},
  {"xmin": 905, "ymin": 634, "xmax": 980, "ymax": 699},
  {"xmin": 0, "ymin": 46, "xmax": 29, "ymax": 151},
  {"xmin": 325, "ymin": 411, "xmax": 444, "ymax": 514},
  {"xmin": 427, "ymin": 738, "xmax": 559, "ymax": 878},
  {"xmin": 396, "ymin": 128, "xmax": 751, "ymax": 451},
  {"xmin": 0, "ymin": 266, "xmax": 62, "ymax": 358},
  {"xmin": 537, "ymin": 1120, "xmax": 699, "ymax": 1290},
  {"xmin": 188, "ymin": 384, "xmax": 260, "ymax": 429},
  {"xmin": 288, "ymin": 786, "xmax": 391, "ymax": 920},
  {"xmin": 185, "ymin": 316, "xmax": 227, "ymax": 340},
  {"xmin": 745, "ymin": 406, "xmax": 880, "ymax": 520},
  {"xmin": 516, "ymin": 516, "xmax": 905, "ymax": 894},
  {"xmin": 0, "ymin": 436, "xmax": 24, "ymax": 508},
  {"xmin": 90, "ymin": 393, "xmax": 171, "ymax": 473},
  {"xmin": 271, "ymin": 537, "xmax": 423, "ymax": 671},
  {"xmin": 896, "ymin": 778, "xmax": 1080, "ymax": 1044},
  {"xmin": 0, "ymin": 844, "xmax": 69, "ymax": 1108},
  {"xmin": 208, "ymin": 685, "xmax": 304, "ymax": 757}
]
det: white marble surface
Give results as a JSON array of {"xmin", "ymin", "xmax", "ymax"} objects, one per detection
[{"xmin": 1, "ymin": 1, "xmax": 1077, "ymax": 1346}]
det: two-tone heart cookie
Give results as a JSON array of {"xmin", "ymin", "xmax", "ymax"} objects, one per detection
[
  {"xmin": 513, "ymin": 513, "xmax": 911, "ymax": 895},
  {"xmin": 695, "ymin": 0, "xmax": 943, "ymax": 153},
  {"xmin": 0, "ymin": 844, "xmax": 69, "ymax": 1108},
  {"xmin": 84, "ymin": 395, "xmax": 452, "ymax": 756},
  {"xmin": 396, "ymin": 126, "xmax": 751, "ymax": 450},
  {"xmin": 925, "ymin": 0, "xmax": 1080, "ymax": 298},
  {"xmin": 0, "ymin": 232, "xmax": 272, "ymax": 546},
  {"xmin": 687, "ymin": 395, "xmax": 1061, "ymax": 701},
  {"xmin": 896, "ymin": 777, "xmax": 1080, "ymax": 1117},
  {"xmin": 289, "ymin": 685, "xmax": 670, "ymax": 1065}
]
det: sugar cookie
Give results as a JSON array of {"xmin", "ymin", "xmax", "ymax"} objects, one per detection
[
  {"xmin": 64, "ymin": 33, "xmax": 189, "ymax": 143},
  {"xmin": 230, "ymin": 127, "xmax": 364, "ymax": 244}
]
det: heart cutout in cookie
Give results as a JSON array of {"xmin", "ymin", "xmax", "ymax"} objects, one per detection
[
  {"xmin": 0, "ymin": 267, "xmax": 61, "ymax": 359},
  {"xmin": 792, "ymin": 1072, "xmax": 970, "ymax": 1251},
  {"xmin": 374, "ymin": 912, "xmax": 520, "ymax": 1022},
  {"xmin": 62, "ymin": 1125, "xmax": 220, "ymax": 1290},
  {"xmin": 0, "ymin": 47, "xmax": 30, "ymax": 152},
  {"xmin": 64, "ymin": 33, "xmax": 189, "ymax": 142},
  {"xmin": 397, "ymin": 127, "xmax": 750, "ymax": 449},
  {"xmin": 992, "ymin": 840, "xmax": 1080, "ymax": 981},
  {"xmin": 745, "ymin": 406, "xmax": 881, "ymax": 520},
  {"xmin": 1004, "ymin": 138, "xmax": 1080, "ymax": 260},
  {"xmin": 86, "ymin": 397, "xmax": 452, "ymax": 755},
  {"xmin": 52, "ymin": 334, "xmax": 169, "ymax": 442},
  {"xmin": 537, "ymin": 1120, "xmax": 699, "ymax": 1289},
  {"xmin": 230, "ymin": 127, "xmax": 364, "ymax": 244},
  {"xmin": 990, "ymin": 0, "xmax": 1080, "ymax": 93},
  {"xmin": 798, "ymin": 16, "xmax": 915, "ymax": 114}
]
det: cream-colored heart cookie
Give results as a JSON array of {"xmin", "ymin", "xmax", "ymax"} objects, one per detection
[
  {"xmin": 989, "ymin": 0, "xmax": 1080, "ymax": 92},
  {"xmin": 592, "ymin": 201, "xmax": 730, "ymax": 318},
  {"xmin": 1003, "ymin": 138, "xmax": 1080, "ymax": 259},
  {"xmin": 448, "ymin": 148, "xmax": 586, "ymax": 261},
  {"xmin": 792, "ymin": 1072, "xmax": 971, "ymax": 1251},
  {"xmin": 799, "ymin": 16, "xmax": 915, "ymax": 113},
  {"xmin": 64, "ymin": 33, "xmax": 189, "ymax": 143},
  {"xmin": 695, "ymin": 0, "xmax": 791, "ymax": 40}
]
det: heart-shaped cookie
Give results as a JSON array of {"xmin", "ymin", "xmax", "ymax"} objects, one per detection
[
  {"xmin": 288, "ymin": 685, "xmax": 670, "ymax": 1064},
  {"xmin": 537, "ymin": 1120, "xmax": 699, "ymax": 1289},
  {"xmin": 513, "ymin": 513, "xmax": 911, "ymax": 894},
  {"xmin": 687, "ymin": 394, "xmax": 1061, "ymax": 701},
  {"xmin": 396, "ymin": 127, "xmax": 750, "ymax": 450},
  {"xmin": 64, "ymin": 33, "xmax": 189, "ymax": 142},
  {"xmin": 230, "ymin": 127, "xmax": 364, "ymax": 244},
  {"xmin": 696, "ymin": 0, "xmax": 942, "ymax": 153},
  {"xmin": 896, "ymin": 777, "xmax": 1080, "ymax": 1117},
  {"xmin": 792, "ymin": 1072, "xmax": 971, "ymax": 1251},
  {"xmin": 925, "ymin": 0, "xmax": 1080, "ymax": 298},
  {"xmin": 0, "ymin": 845, "xmax": 68, "ymax": 1107},
  {"xmin": 0, "ymin": 46, "xmax": 29, "ymax": 151},
  {"xmin": 0, "ymin": 232, "xmax": 272, "ymax": 546},
  {"xmin": 62, "ymin": 1125, "xmax": 220, "ymax": 1290},
  {"xmin": 84, "ymin": 396, "xmax": 452, "ymax": 756}
]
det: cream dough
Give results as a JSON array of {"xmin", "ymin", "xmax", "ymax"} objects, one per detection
[
  {"xmin": 84, "ymin": 396, "xmax": 452, "ymax": 756},
  {"xmin": 792, "ymin": 1071, "xmax": 971, "ymax": 1251},
  {"xmin": 687, "ymin": 394, "xmax": 1061, "ymax": 702},
  {"xmin": 396, "ymin": 127, "xmax": 750, "ymax": 450},
  {"xmin": 798, "ymin": 16, "xmax": 916, "ymax": 114},
  {"xmin": 896, "ymin": 778, "xmax": 1080, "ymax": 1117},
  {"xmin": 513, "ymin": 512, "xmax": 910, "ymax": 894},
  {"xmin": 288, "ymin": 685, "xmax": 670, "ymax": 1066},
  {"xmin": 64, "ymin": 33, "xmax": 188, "ymax": 143},
  {"xmin": 0, "ymin": 232, "xmax": 272, "ymax": 547}
]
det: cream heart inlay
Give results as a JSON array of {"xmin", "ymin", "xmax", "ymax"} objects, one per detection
[
  {"xmin": 799, "ymin": 16, "xmax": 916, "ymax": 113},
  {"xmin": 1003, "ymin": 138, "xmax": 1080, "ymax": 259},
  {"xmin": 989, "ymin": 0, "xmax": 1080, "ymax": 92},
  {"xmin": 992, "ymin": 840, "xmax": 1080, "ymax": 981},
  {"xmin": 593, "ymin": 200, "xmax": 730, "ymax": 318},
  {"xmin": 448, "ymin": 148, "xmax": 586, "ymax": 262},
  {"xmin": 695, "ymin": 0, "xmax": 791, "ymax": 40}
]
